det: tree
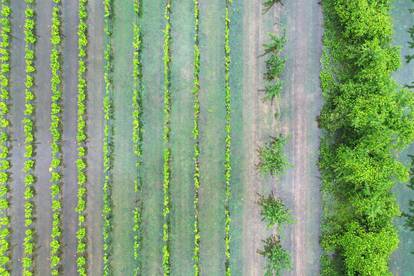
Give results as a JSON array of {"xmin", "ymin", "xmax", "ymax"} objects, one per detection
[
  {"xmin": 258, "ymin": 135, "xmax": 289, "ymax": 176},
  {"xmin": 258, "ymin": 193, "xmax": 292, "ymax": 228},
  {"xmin": 258, "ymin": 235, "xmax": 291, "ymax": 276}
]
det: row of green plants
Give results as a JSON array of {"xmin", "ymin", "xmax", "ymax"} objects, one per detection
[
  {"xmin": 162, "ymin": 0, "xmax": 172, "ymax": 274},
  {"xmin": 22, "ymin": 0, "xmax": 37, "ymax": 275},
  {"xmin": 257, "ymin": 2, "xmax": 292, "ymax": 275},
  {"xmin": 191, "ymin": 0, "xmax": 201, "ymax": 275},
  {"xmin": 132, "ymin": 0, "xmax": 143, "ymax": 274},
  {"xmin": 0, "ymin": 0, "xmax": 11, "ymax": 274},
  {"xmin": 49, "ymin": 1, "xmax": 63, "ymax": 275},
  {"xmin": 76, "ymin": 0, "xmax": 88, "ymax": 275},
  {"xmin": 102, "ymin": 0, "xmax": 113, "ymax": 275},
  {"xmin": 224, "ymin": 1, "xmax": 232, "ymax": 275},
  {"xmin": 319, "ymin": 0, "xmax": 414, "ymax": 274}
]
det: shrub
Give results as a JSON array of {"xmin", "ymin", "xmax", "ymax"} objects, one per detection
[
  {"xmin": 258, "ymin": 235, "xmax": 291, "ymax": 276},
  {"xmin": 257, "ymin": 136, "xmax": 289, "ymax": 176},
  {"xmin": 258, "ymin": 193, "xmax": 292, "ymax": 228}
]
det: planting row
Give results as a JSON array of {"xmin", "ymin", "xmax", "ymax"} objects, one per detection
[
  {"xmin": 49, "ymin": 0, "xmax": 64, "ymax": 274},
  {"xmin": 223, "ymin": 0, "xmax": 232, "ymax": 275},
  {"xmin": 162, "ymin": 0, "xmax": 172, "ymax": 274},
  {"xmin": 102, "ymin": 0, "xmax": 114, "ymax": 274},
  {"xmin": 0, "ymin": 0, "xmax": 11, "ymax": 274},
  {"xmin": 319, "ymin": 0, "xmax": 414, "ymax": 274},
  {"xmin": 192, "ymin": 0, "xmax": 201, "ymax": 274},
  {"xmin": 132, "ymin": 0, "xmax": 143, "ymax": 274},
  {"xmin": 76, "ymin": 0, "xmax": 88, "ymax": 275},
  {"xmin": 22, "ymin": 0, "xmax": 37, "ymax": 274}
]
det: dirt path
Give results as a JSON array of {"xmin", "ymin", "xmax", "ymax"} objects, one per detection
[
  {"xmin": 86, "ymin": 0, "xmax": 104, "ymax": 274},
  {"xmin": 61, "ymin": 0, "xmax": 79, "ymax": 274},
  {"xmin": 279, "ymin": 0, "xmax": 323, "ymax": 275},
  {"xmin": 34, "ymin": 1, "xmax": 52, "ymax": 275},
  {"xmin": 9, "ymin": 0, "xmax": 25, "ymax": 274}
]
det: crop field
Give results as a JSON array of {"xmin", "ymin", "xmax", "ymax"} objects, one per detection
[{"xmin": 1, "ymin": 0, "xmax": 414, "ymax": 275}]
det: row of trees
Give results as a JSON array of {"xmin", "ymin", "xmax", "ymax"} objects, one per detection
[
  {"xmin": 257, "ymin": 1, "xmax": 292, "ymax": 275},
  {"xmin": 162, "ymin": 0, "xmax": 172, "ymax": 274},
  {"xmin": 49, "ymin": 1, "xmax": 63, "ymax": 275},
  {"xmin": 22, "ymin": 0, "xmax": 37, "ymax": 275},
  {"xmin": 224, "ymin": 1, "xmax": 232, "ymax": 275},
  {"xmin": 191, "ymin": 0, "xmax": 201, "ymax": 275},
  {"xmin": 0, "ymin": 0, "xmax": 11, "ymax": 274},
  {"xmin": 76, "ymin": 0, "xmax": 88, "ymax": 275},
  {"xmin": 102, "ymin": 0, "xmax": 113, "ymax": 275},
  {"xmin": 319, "ymin": 0, "xmax": 414, "ymax": 274},
  {"xmin": 132, "ymin": 0, "xmax": 143, "ymax": 274}
]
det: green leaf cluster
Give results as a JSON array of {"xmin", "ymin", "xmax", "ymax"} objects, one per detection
[
  {"xmin": 319, "ymin": 0, "xmax": 414, "ymax": 274},
  {"xmin": 258, "ymin": 136, "xmax": 289, "ymax": 176},
  {"xmin": 258, "ymin": 235, "xmax": 291, "ymax": 276},
  {"xmin": 0, "ymin": 1, "xmax": 11, "ymax": 274}
]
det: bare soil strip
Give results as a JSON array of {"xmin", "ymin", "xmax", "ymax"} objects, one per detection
[
  {"xmin": 9, "ymin": 0, "xmax": 25, "ymax": 274},
  {"xmin": 61, "ymin": 0, "xmax": 79, "ymax": 274},
  {"xmin": 86, "ymin": 0, "xmax": 104, "ymax": 274},
  {"xmin": 34, "ymin": 1, "xmax": 52, "ymax": 274},
  {"xmin": 279, "ymin": 0, "xmax": 323, "ymax": 275}
]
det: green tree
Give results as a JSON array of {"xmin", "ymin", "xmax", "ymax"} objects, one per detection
[
  {"xmin": 258, "ymin": 235, "xmax": 291, "ymax": 276},
  {"xmin": 258, "ymin": 193, "xmax": 292, "ymax": 228},
  {"xmin": 258, "ymin": 136, "xmax": 289, "ymax": 176}
]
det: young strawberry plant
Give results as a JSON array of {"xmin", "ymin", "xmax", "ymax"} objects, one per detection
[
  {"xmin": 0, "ymin": 1, "xmax": 11, "ymax": 274},
  {"xmin": 22, "ymin": 0, "xmax": 37, "ymax": 275},
  {"xmin": 76, "ymin": 0, "xmax": 88, "ymax": 275},
  {"xmin": 49, "ymin": 1, "xmax": 63, "ymax": 274}
]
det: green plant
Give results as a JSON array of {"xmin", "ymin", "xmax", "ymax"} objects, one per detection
[
  {"xmin": 162, "ymin": 1, "xmax": 172, "ymax": 274},
  {"xmin": 22, "ymin": 1, "xmax": 37, "ymax": 275},
  {"xmin": 49, "ymin": 1, "xmax": 63, "ymax": 275},
  {"xmin": 257, "ymin": 136, "xmax": 289, "ymax": 176},
  {"xmin": 258, "ymin": 235, "xmax": 291, "ymax": 276},
  {"xmin": 192, "ymin": 0, "xmax": 201, "ymax": 275},
  {"xmin": 102, "ymin": 0, "xmax": 113, "ymax": 275},
  {"xmin": 258, "ymin": 193, "xmax": 292, "ymax": 228},
  {"xmin": 0, "ymin": 1, "xmax": 11, "ymax": 274},
  {"xmin": 76, "ymin": 0, "xmax": 88, "ymax": 275},
  {"xmin": 263, "ymin": 0, "xmax": 283, "ymax": 13},
  {"xmin": 132, "ymin": 0, "xmax": 143, "ymax": 274},
  {"xmin": 319, "ymin": 0, "xmax": 414, "ymax": 274},
  {"xmin": 224, "ymin": 1, "xmax": 233, "ymax": 275}
]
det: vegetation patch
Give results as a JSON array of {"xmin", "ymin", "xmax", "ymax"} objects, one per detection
[
  {"xmin": 103, "ymin": 0, "xmax": 114, "ymax": 274},
  {"xmin": 75, "ymin": 0, "xmax": 88, "ymax": 275},
  {"xmin": 0, "ymin": 0, "xmax": 11, "ymax": 274},
  {"xmin": 49, "ymin": 0, "xmax": 63, "ymax": 274},
  {"xmin": 22, "ymin": 0, "xmax": 37, "ymax": 275},
  {"xmin": 319, "ymin": 0, "xmax": 414, "ymax": 274}
]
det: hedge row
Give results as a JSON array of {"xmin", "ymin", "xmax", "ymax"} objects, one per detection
[
  {"xmin": 224, "ymin": 1, "xmax": 232, "ymax": 275},
  {"xmin": 191, "ymin": 0, "xmax": 200, "ymax": 275},
  {"xmin": 319, "ymin": 0, "xmax": 414, "ymax": 274},
  {"xmin": 76, "ymin": 0, "xmax": 88, "ymax": 275},
  {"xmin": 49, "ymin": 1, "xmax": 63, "ymax": 275},
  {"xmin": 102, "ymin": 0, "xmax": 114, "ymax": 275},
  {"xmin": 22, "ymin": 0, "xmax": 37, "ymax": 275},
  {"xmin": 0, "ymin": 1, "xmax": 11, "ymax": 274},
  {"xmin": 162, "ymin": 0, "xmax": 172, "ymax": 274},
  {"xmin": 132, "ymin": 0, "xmax": 143, "ymax": 274}
]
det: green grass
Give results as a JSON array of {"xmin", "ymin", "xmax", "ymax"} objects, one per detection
[
  {"xmin": 198, "ymin": 0, "xmax": 226, "ymax": 274},
  {"xmin": 111, "ymin": 0, "xmax": 136, "ymax": 275},
  {"xmin": 140, "ymin": 0, "xmax": 164, "ymax": 274},
  {"xmin": 169, "ymin": 0, "xmax": 195, "ymax": 275}
]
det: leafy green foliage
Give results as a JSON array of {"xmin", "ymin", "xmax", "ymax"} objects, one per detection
[
  {"xmin": 22, "ymin": 1, "xmax": 37, "ymax": 275},
  {"xmin": 258, "ymin": 235, "xmax": 291, "ymax": 276},
  {"xmin": 263, "ymin": 0, "xmax": 283, "ymax": 13},
  {"xmin": 258, "ymin": 136, "xmax": 289, "ymax": 176},
  {"xmin": 263, "ymin": 34, "xmax": 285, "ymax": 101},
  {"xmin": 258, "ymin": 194, "xmax": 292, "ymax": 228},
  {"xmin": 49, "ymin": 1, "xmax": 63, "ymax": 275},
  {"xmin": 224, "ymin": 1, "xmax": 232, "ymax": 275},
  {"xmin": 319, "ymin": 0, "xmax": 414, "ymax": 274},
  {"xmin": 103, "ymin": 0, "xmax": 113, "ymax": 275},
  {"xmin": 402, "ymin": 155, "xmax": 414, "ymax": 254},
  {"xmin": 76, "ymin": 0, "xmax": 88, "ymax": 275},
  {"xmin": 162, "ymin": 1, "xmax": 172, "ymax": 274},
  {"xmin": 132, "ymin": 0, "xmax": 143, "ymax": 274},
  {"xmin": 0, "ymin": 0, "xmax": 11, "ymax": 274},
  {"xmin": 192, "ymin": 0, "xmax": 201, "ymax": 275}
]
